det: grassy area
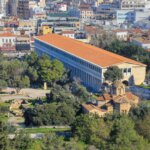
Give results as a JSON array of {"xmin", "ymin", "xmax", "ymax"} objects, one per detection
[
  {"xmin": 75, "ymin": 141, "xmax": 87, "ymax": 149},
  {"xmin": 138, "ymin": 84, "xmax": 150, "ymax": 89},
  {"xmin": 28, "ymin": 140, "xmax": 87, "ymax": 150},
  {"xmin": 29, "ymin": 140, "xmax": 42, "ymax": 150},
  {"xmin": 0, "ymin": 102, "xmax": 10, "ymax": 107},
  {"xmin": 24, "ymin": 127, "xmax": 71, "ymax": 133},
  {"xmin": 0, "ymin": 114, "xmax": 8, "ymax": 122},
  {"xmin": 0, "ymin": 102, "xmax": 10, "ymax": 122}
]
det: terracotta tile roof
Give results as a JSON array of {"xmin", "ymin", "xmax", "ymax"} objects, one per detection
[
  {"xmin": 82, "ymin": 103, "xmax": 107, "ymax": 112},
  {"xmin": 97, "ymin": 93, "xmax": 112, "ymax": 101},
  {"xmin": 113, "ymin": 29, "xmax": 128, "ymax": 33},
  {"xmin": 128, "ymin": 28, "xmax": 143, "ymax": 34},
  {"xmin": 84, "ymin": 26, "xmax": 100, "ymax": 35},
  {"xmin": 126, "ymin": 92, "xmax": 138, "ymax": 100},
  {"xmin": 35, "ymin": 34, "xmax": 146, "ymax": 68},
  {"xmin": 0, "ymin": 33, "xmax": 15, "ymax": 37}
]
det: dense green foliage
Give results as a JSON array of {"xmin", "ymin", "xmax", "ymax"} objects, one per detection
[
  {"xmin": 90, "ymin": 31, "xmax": 117, "ymax": 48},
  {"xmin": 24, "ymin": 82, "xmax": 90, "ymax": 126},
  {"xmin": 1, "ymin": 102, "xmax": 150, "ymax": 150},
  {"xmin": 0, "ymin": 121, "xmax": 9, "ymax": 150},
  {"xmin": 108, "ymin": 116, "xmax": 149, "ymax": 150},
  {"xmin": 104, "ymin": 66, "xmax": 123, "ymax": 82},
  {"xmin": 0, "ymin": 52, "xmax": 65, "ymax": 90},
  {"xmin": 130, "ymin": 102, "xmax": 150, "ymax": 142},
  {"xmin": 12, "ymin": 131, "xmax": 32, "ymax": 150},
  {"xmin": 25, "ymin": 52, "xmax": 65, "ymax": 86},
  {"xmin": 72, "ymin": 114, "xmax": 110, "ymax": 149},
  {"xmin": 72, "ymin": 113, "xmax": 150, "ymax": 150},
  {"xmin": 24, "ymin": 103, "xmax": 76, "ymax": 126}
]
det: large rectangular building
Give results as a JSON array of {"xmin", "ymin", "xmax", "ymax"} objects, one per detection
[{"xmin": 34, "ymin": 34, "xmax": 146, "ymax": 92}]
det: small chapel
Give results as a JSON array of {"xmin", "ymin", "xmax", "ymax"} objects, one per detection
[{"xmin": 82, "ymin": 80, "xmax": 139, "ymax": 117}]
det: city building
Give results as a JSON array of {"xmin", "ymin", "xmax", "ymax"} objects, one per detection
[
  {"xmin": 40, "ymin": 16, "xmax": 80, "ymax": 34},
  {"xmin": 58, "ymin": 2, "xmax": 68, "ymax": 12},
  {"xmin": 113, "ymin": 29, "xmax": 128, "ymax": 41},
  {"xmin": 116, "ymin": 0, "xmax": 150, "ymax": 24},
  {"xmin": 0, "ymin": 0, "xmax": 8, "ymax": 15},
  {"xmin": 18, "ymin": 19, "xmax": 37, "ymax": 35},
  {"xmin": 118, "ymin": 0, "xmax": 150, "ymax": 10},
  {"xmin": 132, "ymin": 37, "xmax": 150, "ymax": 50},
  {"xmin": 7, "ymin": 0, "xmax": 18, "ymax": 16},
  {"xmin": 0, "ymin": 33, "xmax": 16, "ymax": 52},
  {"xmin": 39, "ymin": 25, "xmax": 53, "ymax": 35},
  {"xmin": 38, "ymin": 0, "xmax": 46, "ymax": 8},
  {"xmin": 80, "ymin": 7, "xmax": 94, "ymax": 21},
  {"xmin": 34, "ymin": 34, "xmax": 146, "ymax": 92},
  {"xmin": 79, "ymin": 4, "xmax": 95, "ymax": 21},
  {"xmin": 17, "ymin": 0, "xmax": 30, "ymax": 19},
  {"xmin": 16, "ymin": 35, "xmax": 30, "ymax": 51},
  {"xmin": 116, "ymin": 9, "xmax": 134, "ymax": 24},
  {"xmin": 60, "ymin": 31, "xmax": 75, "ymax": 39},
  {"xmin": 134, "ymin": 10, "xmax": 150, "ymax": 22}
]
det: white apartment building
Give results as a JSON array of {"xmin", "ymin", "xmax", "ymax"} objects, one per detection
[
  {"xmin": 0, "ymin": 0, "xmax": 8, "ymax": 15},
  {"xmin": 61, "ymin": 31, "xmax": 75, "ymax": 39},
  {"xmin": 113, "ymin": 30, "xmax": 128, "ymax": 41},
  {"xmin": 119, "ymin": 0, "xmax": 150, "ymax": 10},
  {"xmin": 132, "ymin": 38, "xmax": 150, "ymax": 50},
  {"xmin": 0, "ymin": 33, "xmax": 16, "ymax": 51}
]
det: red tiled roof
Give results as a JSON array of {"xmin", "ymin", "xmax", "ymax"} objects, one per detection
[
  {"xmin": 126, "ymin": 92, "xmax": 138, "ymax": 100},
  {"xmin": 97, "ymin": 93, "xmax": 112, "ymax": 101},
  {"xmin": 113, "ymin": 29, "xmax": 128, "ymax": 33},
  {"xmin": 0, "ymin": 33, "xmax": 15, "ymax": 37},
  {"xmin": 35, "ymin": 34, "xmax": 146, "ymax": 68},
  {"xmin": 82, "ymin": 103, "xmax": 107, "ymax": 112}
]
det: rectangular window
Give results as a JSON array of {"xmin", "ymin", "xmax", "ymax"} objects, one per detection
[
  {"xmin": 124, "ymin": 68, "xmax": 127, "ymax": 73},
  {"xmin": 128, "ymin": 68, "xmax": 131, "ymax": 73}
]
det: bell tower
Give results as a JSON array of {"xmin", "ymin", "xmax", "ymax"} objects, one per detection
[{"xmin": 112, "ymin": 80, "xmax": 125, "ymax": 96}]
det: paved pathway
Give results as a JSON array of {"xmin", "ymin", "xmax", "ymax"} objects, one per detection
[{"xmin": 0, "ymin": 88, "xmax": 50, "ymax": 102}]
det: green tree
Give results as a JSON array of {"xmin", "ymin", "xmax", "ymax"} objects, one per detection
[
  {"xmin": 129, "ymin": 102, "xmax": 150, "ymax": 120},
  {"xmin": 27, "ymin": 67, "xmax": 38, "ymax": 83},
  {"xmin": 37, "ymin": 56, "xmax": 65, "ymax": 86},
  {"xmin": 24, "ymin": 102, "xmax": 76, "ymax": 126},
  {"xmin": 0, "ymin": 121, "xmax": 9, "ymax": 150},
  {"xmin": 104, "ymin": 66, "xmax": 123, "ymax": 82},
  {"xmin": 41, "ymin": 132, "xmax": 64, "ymax": 150},
  {"xmin": 13, "ymin": 131, "xmax": 32, "ymax": 150},
  {"xmin": 37, "ymin": 55, "xmax": 52, "ymax": 84},
  {"xmin": 24, "ymin": 51, "xmax": 38, "ymax": 66},
  {"xmin": 51, "ymin": 59, "xmax": 65, "ymax": 82},
  {"xmin": 0, "ymin": 80, "xmax": 7, "ymax": 91},
  {"xmin": 108, "ymin": 116, "xmax": 149, "ymax": 150},
  {"xmin": 72, "ymin": 114, "xmax": 110, "ymax": 149},
  {"xmin": 90, "ymin": 31, "xmax": 116, "ymax": 48},
  {"xmin": 135, "ymin": 112, "xmax": 150, "ymax": 142},
  {"xmin": 10, "ymin": 75, "xmax": 30, "ymax": 93}
]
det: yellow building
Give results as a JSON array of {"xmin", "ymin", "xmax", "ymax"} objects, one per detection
[
  {"xmin": 41, "ymin": 26, "xmax": 53, "ymax": 35},
  {"xmin": 19, "ymin": 20, "xmax": 37, "ymax": 33},
  {"xmin": 95, "ymin": 0, "xmax": 104, "ymax": 7}
]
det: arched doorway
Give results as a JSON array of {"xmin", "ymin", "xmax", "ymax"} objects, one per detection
[{"xmin": 122, "ymin": 80, "xmax": 129, "ymax": 86}]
